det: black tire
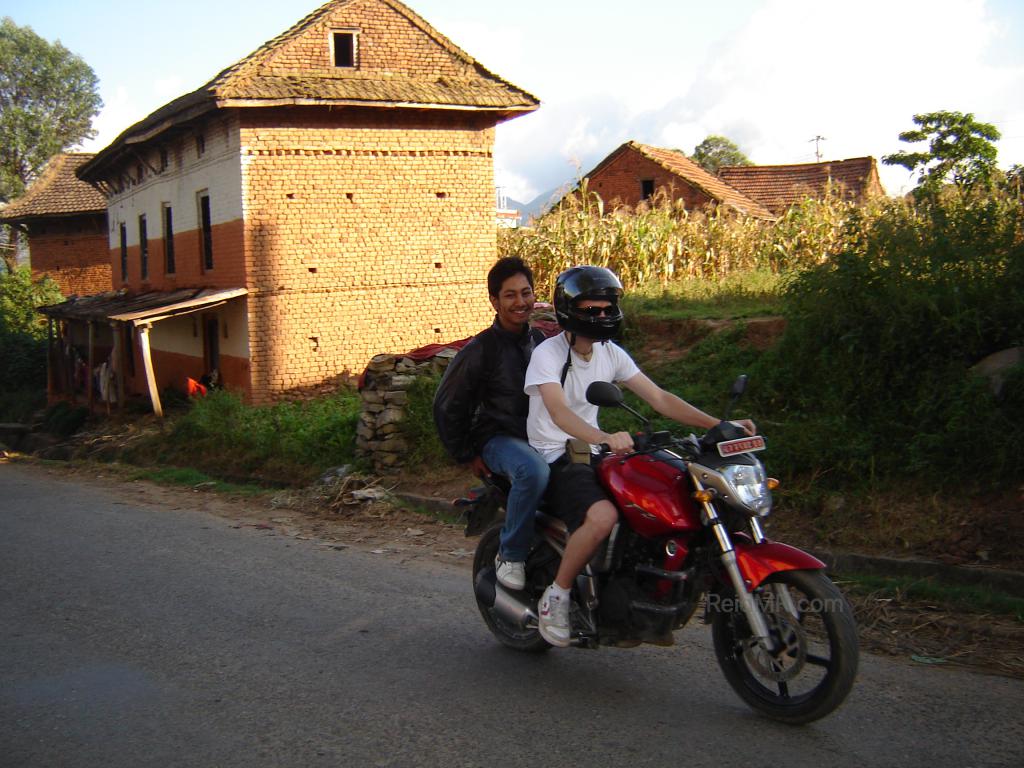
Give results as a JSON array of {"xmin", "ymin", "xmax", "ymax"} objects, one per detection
[
  {"xmin": 712, "ymin": 569, "xmax": 859, "ymax": 724},
  {"xmin": 472, "ymin": 526, "xmax": 551, "ymax": 653}
]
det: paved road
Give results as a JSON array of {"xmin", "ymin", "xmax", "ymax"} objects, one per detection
[{"xmin": 2, "ymin": 462, "xmax": 1022, "ymax": 768}]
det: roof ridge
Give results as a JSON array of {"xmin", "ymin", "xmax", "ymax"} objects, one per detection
[{"xmin": 721, "ymin": 156, "xmax": 874, "ymax": 172}]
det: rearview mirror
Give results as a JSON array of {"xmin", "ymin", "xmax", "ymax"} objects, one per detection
[
  {"xmin": 730, "ymin": 374, "xmax": 749, "ymax": 398},
  {"xmin": 586, "ymin": 381, "xmax": 624, "ymax": 408}
]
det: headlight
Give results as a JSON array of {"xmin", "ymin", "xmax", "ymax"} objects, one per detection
[{"xmin": 720, "ymin": 462, "xmax": 772, "ymax": 516}]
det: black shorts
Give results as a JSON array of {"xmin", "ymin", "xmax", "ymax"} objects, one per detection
[{"xmin": 544, "ymin": 456, "xmax": 611, "ymax": 531}]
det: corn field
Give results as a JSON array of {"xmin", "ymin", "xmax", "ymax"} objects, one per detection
[{"xmin": 499, "ymin": 180, "xmax": 875, "ymax": 296}]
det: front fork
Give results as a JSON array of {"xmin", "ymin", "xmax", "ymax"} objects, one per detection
[{"xmin": 694, "ymin": 478, "xmax": 777, "ymax": 651}]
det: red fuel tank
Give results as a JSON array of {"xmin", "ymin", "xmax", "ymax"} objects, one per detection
[{"xmin": 597, "ymin": 451, "xmax": 701, "ymax": 538}]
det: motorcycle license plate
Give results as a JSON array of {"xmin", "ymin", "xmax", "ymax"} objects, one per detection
[{"xmin": 717, "ymin": 435, "xmax": 766, "ymax": 457}]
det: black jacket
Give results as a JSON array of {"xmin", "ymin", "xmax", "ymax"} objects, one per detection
[{"xmin": 433, "ymin": 318, "xmax": 545, "ymax": 463}]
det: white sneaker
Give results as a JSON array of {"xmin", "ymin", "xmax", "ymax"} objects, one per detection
[
  {"xmin": 495, "ymin": 556, "xmax": 526, "ymax": 591},
  {"xmin": 538, "ymin": 584, "xmax": 571, "ymax": 647}
]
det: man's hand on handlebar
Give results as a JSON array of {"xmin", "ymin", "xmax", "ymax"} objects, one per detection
[{"xmin": 731, "ymin": 419, "xmax": 757, "ymax": 436}]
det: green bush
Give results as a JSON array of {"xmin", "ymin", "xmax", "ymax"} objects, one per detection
[
  {"xmin": 144, "ymin": 388, "xmax": 363, "ymax": 484},
  {"xmin": 41, "ymin": 400, "xmax": 89, "ymax": 437},
  {"xmin": 760, "ymin": 188, "xmax": 1024, "ymax": 487},
  {"xmin": 0, "ymin": 267, "xmax": 63, "ymax": 390},
  {"xmin": 402, "ymin": 373, "xmax": 449, "ymax": 467}
]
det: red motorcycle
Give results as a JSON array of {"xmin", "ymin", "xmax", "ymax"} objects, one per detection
[{"xmin": 464, "ymin": 376, "xmax": 858, "ymax": 724}]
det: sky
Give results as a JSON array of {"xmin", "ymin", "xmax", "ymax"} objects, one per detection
[{"xmin": 5, "ymin": 0, "xmax": 1024, "ymax": 204}]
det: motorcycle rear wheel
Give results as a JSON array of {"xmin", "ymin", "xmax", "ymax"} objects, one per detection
[
  {"xmin": 712, "ymin": 568, "xmax": 859, "ymax": 724},
  {"xmin": 472, "ymin": 526, "xmax": 551, "ymax": 653}
]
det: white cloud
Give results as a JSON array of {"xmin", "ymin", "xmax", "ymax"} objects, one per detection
[{"xmin": 494, "ymin": 0, "xmax": 1024, "ymax": 201}]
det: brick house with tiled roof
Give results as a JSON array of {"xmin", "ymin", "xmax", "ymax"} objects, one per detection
[
  {"xmin": 0, "ymin": 153, "xmax": 111, "ymax": 296},
  {"xmin": 43, "ymin": 0, "xmax": 538, "ymax": 413},
  {"xmin": 718, "ymin": 157, "xmax": 885, "ymax": 216},
  {"xmin": 583, "ymin": 141, "xmax": 775, "ymax": 219}
]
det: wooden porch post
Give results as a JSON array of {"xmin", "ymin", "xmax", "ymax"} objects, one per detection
[
  {"xmin": 86, "ymin": 321, "xmax": 96, "ymax": 411},
  {"xmin": 46, "ymin": 318, "xmax": 55, "ymax": 399},
  {"xmin": 64, "ymin": 321, "xmax": 76, "ymax": 405},
  {"xmin": 110, "ymin": 321, "xmax": 124, "ymax": 413},
  {"xmin": 136, "ymin": 322, "xmax": 163, "ymax": 418}
]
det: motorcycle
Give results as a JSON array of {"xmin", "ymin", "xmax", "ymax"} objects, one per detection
[{"xmin": 461, "ymin": 375, "xmax": 858, "ymax": 724}]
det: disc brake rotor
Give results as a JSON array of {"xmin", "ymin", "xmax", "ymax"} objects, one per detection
[{"xmin": 742, "ymin": 612, "xmax": 807, "ymax": 682}]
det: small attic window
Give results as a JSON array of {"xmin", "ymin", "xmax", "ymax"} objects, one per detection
[{"xmin": 332, "ymin": 31, "xmax": 356, "ymax": 68}]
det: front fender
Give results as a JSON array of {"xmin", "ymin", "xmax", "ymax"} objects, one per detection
[{"xmin": 733, "ymin": 540, "xmax": 826, "ymax": 590}]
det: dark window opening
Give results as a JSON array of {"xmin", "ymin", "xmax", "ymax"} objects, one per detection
[
  {"xmin": 159, "ymin": 147, "xmax": 169, "ymax": 172},
  {"xmin": 119, "ymin": 223, "xmax": 128, "ymax": 282},
  {"xmin": 641, "ymin": 179, "xmax": 655, "ymax": 200},
  {"xmin": 196, "ymin": 134, "xmax": 206, "ymax": 157},
  {"xmin": 138, "ymin": 215, "xmax": 148, "ymax": 281},
  {"xmin": 199, "ymin": 193, "xmax": 214, "ymax": 271},
  {"xmin": 163, "ymin": 205, "xmax": 175, "ymax": 274},
  {"xmin": 333, "ymin": 32, "xmax": 355, "ymax": 67}
]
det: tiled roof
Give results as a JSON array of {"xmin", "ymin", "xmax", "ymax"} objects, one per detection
[
  {"xmin": 718, "ymin": 157, "xmax": 884, "ymax": 215},
  {"xmin": 80, "ymin": 0, "xmax": 538, "ymax": 180},
  {"xmin": 627, "ymin": 142, "xmax": 775, "ymax": 219},
  {"xmin": 0, "ymin": 153, "xmax": 105, "ymax": 222}
]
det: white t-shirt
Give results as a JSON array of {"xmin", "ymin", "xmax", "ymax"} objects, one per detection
[{"xmin": 524, "ymin": 332, "xmax": 641, "ymax": 462}]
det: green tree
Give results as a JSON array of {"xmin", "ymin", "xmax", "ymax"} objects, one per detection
[
  {"xmin": 0, "ymin": 266, "xmax": 62, "ymax": 389},
  {"xmin": 691, "ymin": 135, "xmax": 753, "ymax": 175},
  {"xmin": 882, "ymin": 111, "xmax": 1000, "ymax": 192},
  {"xmin": 0, "ymin": 17, "xmax": 102, "ymax": 271}
]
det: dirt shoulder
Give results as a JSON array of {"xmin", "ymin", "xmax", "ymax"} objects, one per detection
[{"xmin": 7, "ymin": 454, "xmax": 1022, "ymax": 681}]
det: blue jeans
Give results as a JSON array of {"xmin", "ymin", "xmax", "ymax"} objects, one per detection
[{"xmin": 481, "ymin": 434, "xmax": 549, "ymax": 562}]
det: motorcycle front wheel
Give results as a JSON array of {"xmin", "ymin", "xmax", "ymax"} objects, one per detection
[
  {"xmin": 712, "ymin": 568, "xmax": 859, "ymax": 724},
  {"xmin": 472, "ymin": 526, "xmax": 550, "ymax": 653}
]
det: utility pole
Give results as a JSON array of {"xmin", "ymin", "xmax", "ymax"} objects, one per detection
[{"xmin": 809, "ymin": 135, "xmax": 827, "ymax": 162}]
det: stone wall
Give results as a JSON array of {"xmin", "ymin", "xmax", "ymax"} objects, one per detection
[{"xmin": 356, "ymin": 347, "xmax": 456, "ymax": 473}]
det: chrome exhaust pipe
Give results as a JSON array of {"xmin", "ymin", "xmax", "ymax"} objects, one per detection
[{"xmin": 475, "ymin": 569, "xmax": 538, "ymax": 628}]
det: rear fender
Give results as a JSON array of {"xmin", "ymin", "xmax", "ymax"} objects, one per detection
[{"xmin": 733, "ymin": 540, "xmax": 825, "ymax": 590}]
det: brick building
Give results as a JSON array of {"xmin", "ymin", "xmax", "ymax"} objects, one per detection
[
  {"xmin": 582, "ymin": 141, "xmax": 774, "ymax": 219},
  {"xmin": 41, "ymin": 0, "xmax": 538, "ymax": 413},
  {"xmin": 718, "ymin": 157, "xmax": 886, "ymax": 216},
  {"xmin": 0, "ymin": 153, "xmax": 110, "ymax": 296}
]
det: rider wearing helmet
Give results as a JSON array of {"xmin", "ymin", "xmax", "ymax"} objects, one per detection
[{"xmin": 524, "ymin": 265, "xmax": 756, "ymax": 647}]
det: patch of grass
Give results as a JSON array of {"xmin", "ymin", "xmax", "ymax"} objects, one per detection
[
  {"xmin": 131, "ymin": 466, "xmax": 268, "ymax": 496},
  {"xmin": 129, "ymin": 388, "xmax": 364, "ymax": 485},
  {"xmin": 623, "ymin": 269, "xmax": 784, "ymax": 320},
  {"xmin": 838, "ymin": 572, "xmax": 1024, "ymax": 623}
]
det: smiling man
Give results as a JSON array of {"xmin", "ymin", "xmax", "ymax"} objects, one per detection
[{"xmin": 433, "ymin": 257, "xmax": 548, "ymax": 591}]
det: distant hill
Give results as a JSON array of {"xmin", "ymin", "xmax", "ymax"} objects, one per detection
[{"xmin": 507, "ymin": 185, "xmax": 568, "ymax": 226}]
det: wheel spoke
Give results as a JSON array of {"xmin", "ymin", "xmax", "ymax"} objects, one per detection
[
  {"xmin": 777, "ymin": 680, "xmax": 790, "ymax": 699},
  {"xmin": 806, "ymin": 653, "xmax": 831, "ymax": 668}
]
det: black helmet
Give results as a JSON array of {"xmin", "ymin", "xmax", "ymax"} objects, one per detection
[{"xmin": 553, "ymin": 266, "xmax": 624, "ymax": 340}]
